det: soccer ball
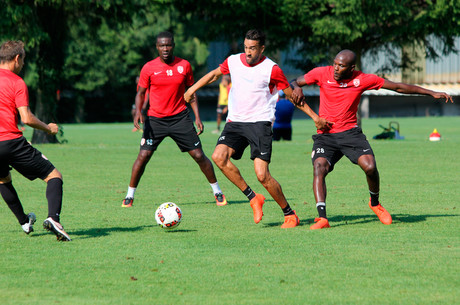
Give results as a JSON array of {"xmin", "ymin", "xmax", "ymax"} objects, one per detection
[{"xmin": 155, "ymin": 202, "xmax": 182, "ymax": 229}]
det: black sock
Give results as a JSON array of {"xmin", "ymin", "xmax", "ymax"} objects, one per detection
[
  {"xmin": 0, "ymin": 182, "xmax": 27, "ymax": 225},
  {"xmin": 316, "ymin": 202, "xmax": 327, "ymax": 219},
  {"xmin": 242, "ymin": 186, "xmax": 256, "ymax": 201},
  {"xmin": 282, "ymin": 204, "xmax": 295, "ymax": 216},
  {"xmin": 370, "ymin": 191, "xmax": 379, "ymax": 206},
  {"xmin": 47, "ymin": 178, "xmax": 63, "ymax": 222}
]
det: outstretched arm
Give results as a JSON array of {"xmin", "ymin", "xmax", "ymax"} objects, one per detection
[
  {"xmin": 382, "ymin": 80, "xmax": 454, "ymax": 103},
  {"xmin": 289, "ymin": 78, "xmax": 334, "ymax": 131},
  {"xmin": 184, "ymin": 67, "xmax": 223, "ymax": 103}
]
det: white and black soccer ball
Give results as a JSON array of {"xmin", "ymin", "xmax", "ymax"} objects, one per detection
[{"xmin": 155, "ymin": 202, "xmax": 182, "ymax": 229}]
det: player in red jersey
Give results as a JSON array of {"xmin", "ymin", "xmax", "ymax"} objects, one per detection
[
  {"xmin": 185, "ymin": 30, "xmax": 328, "ymax": 228},
  {"xmin": 0, "ymin": 40, "xmax": 70, "ymax": 241},
  {"xmin": 291, "ymin": 49, "xmax": 453, "ymax": 229},
  {"xmin": 122, "ymin": 32, "xmax": 227, "ymax": 207}
]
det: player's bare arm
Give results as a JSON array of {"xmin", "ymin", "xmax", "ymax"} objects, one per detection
[
  {"xmin": 17, "ymin": 106, "xmax": 58, "ymax": 135},
  {"xmin": 188, "ymin": 93, "xmax": 204, "ymax": 135},
  {"xmin": 184, "ymin": 67, "xmax": 223, "ymax": 103},
  {"xmin": 290, "ymin": 78, "xmax": 335, "ymax": 131},
  {"xmin": 134, "ymin": 86, "xmax": 147, "ymax": 129},
  {"xmin": 382, "ymin": 80, "xmax": 454, "ymax": 103}
]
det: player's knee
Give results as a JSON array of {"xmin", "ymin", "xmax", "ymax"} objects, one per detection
[
  {"xmin": 362, "ymin": 163, "xmax": 377, "ymax": 176},
  {"xmin": 211, "ymin": 151, "xmax": 225, "ymax": 167},
  {"xmin": 313, "ymin": 159, "xmax": 329, "ymax": 176},
  {"xmin": 191, "ymin": 149, "xmax": 205, "ymax": 163}
]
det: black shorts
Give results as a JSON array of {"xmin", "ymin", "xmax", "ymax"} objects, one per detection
[
  {"xmin": 0, "ymin": 137, "xmax": 55, "ymax": 180},
  {"xmin": 141, "ymin": 109, "xmax": 201, "ymax": 152},
  {"xmin": 311, "ymin": 127, "xmax": 373, "ymax": 172},
  {"xmin": 217, "ymin": 121, "xmax": 273, "ymax": 162},
  {"xmin": 273, "ymin": 127, "xmax": 292, "ymax": 141},
  {"xmin": 217, "ymin": 105, "xmax": 228, "ymax": 114}
]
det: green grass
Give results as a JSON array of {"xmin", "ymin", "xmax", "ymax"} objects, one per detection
[{"xmin": 0, "ymin": 117, "xmax": 459, "ymax": 304}]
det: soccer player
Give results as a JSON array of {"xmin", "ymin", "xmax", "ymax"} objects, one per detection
[
  {"xmin": 291, "ymin": 49, "xmax": 454, "ymax": 229},
  {"xmin": 0, "ymin": 40, "xmax": 71, "ymax": 241},
  {"xmin": 122, "ymin": 31, "xmax": 227, "ymax": 207},
  {"xmin": 185, "ymin": 29, "xmax": 329, "ymax": 228}
]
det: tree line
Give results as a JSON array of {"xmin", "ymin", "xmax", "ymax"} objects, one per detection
[{"xmin": 1, "ymin": 0, "xmax": 459, "ymax": 143}]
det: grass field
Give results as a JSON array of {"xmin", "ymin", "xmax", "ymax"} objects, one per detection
[{"xmin": 0, "ymin": 116, "xmax": 459, "ymax": 304}]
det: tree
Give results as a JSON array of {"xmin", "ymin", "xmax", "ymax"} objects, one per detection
[
  {"xmin": 177, "ymin": 0, "xmax": 460, "ymax": 73},
  {"xmin": 1, "ymin": 0, "xmax": 209, "ymax": 142}
]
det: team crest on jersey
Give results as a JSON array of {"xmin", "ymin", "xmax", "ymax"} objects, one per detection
[
  {"xmin": 177, "ymin": 66, "xmax": 184, "ymax": 74},
  {"xmin": 353, "ymin": 79, "xmax": 360, "ymax": 87}
]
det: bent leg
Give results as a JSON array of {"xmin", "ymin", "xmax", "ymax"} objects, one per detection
[
  {"xmin": 43, "ymin": 168, "xmax": 63, "ymax": 222},
  {"xmin": 129, "ymin": 149, "xmax": 153, "ymax": 187},
  {"xmin": 188, "ymin": 148, "xmax": 217, "ymax": 184},
  {"xmin": 313, "ymin": 157, "xmax": 330, "ymax": 203},
  {"xmin": 253, "ymin": 158, "xmax": 288, "ymax": 209},
  {"xmin": 358, "ymin": 154, "xmax": 379, "ymax": 194},
  {"xmin": 212, "ymin": 144, "xmax": 248, "ymax": 191},
  {"xmin": 0, "ymin": 173, "xmax": 28, "ymax": 224}
]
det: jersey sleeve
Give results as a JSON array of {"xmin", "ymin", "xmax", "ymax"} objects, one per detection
[
  {"xmin": 364, "ymin": 73, "xmax": 385, "ymax": 90},
  {"xmin": 185, "ymin": 62, "xmax": 194, "ymax": 87},
  {"xmin": 14, "ymin": 78, "xmax": 29, "ymax": 107},
  {"xmin": 219, "ymin": 58, "xmax": 230, "ymax": 75},
  {"xmin": 270, "ymin": 65, "xmax": 290, "ymax": 91},
  {"xmin": 138, "ymin": 64, "xmax": 150, "ymax": 89},
  {"xmin": 303, "ymin": 67, "xmax": 322, "ymax": 85}
]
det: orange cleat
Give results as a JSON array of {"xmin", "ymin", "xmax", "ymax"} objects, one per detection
[
  {"xmin": 310, "ymin": 217, "xmax": 330, "ymax": 230},
  {"xmin": 281, "ymin": 210, "xmax": 300, "ymax": 228},
  {"xmin": 369, "ymin": 200, "xmax": 392, "ymax": 225},
  {"xmin": 215, "ymin": 193, "xmax": 227, "ymax": 206},
  {"xmin": 250, "ymin": 193, "xmax": 265, "ymax": 224},
  {"xmin": 122, "ymin": 197, "xmax": 134, "ymax": 208}
]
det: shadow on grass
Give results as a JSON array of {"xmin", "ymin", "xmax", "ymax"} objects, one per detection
[
  {"xmin": 262, "ymin": 213, "xmax": 458, "ymax": 228},
  {"xmin": 53, "ymin": 225, "xmax": 196, "ymax": 239}
]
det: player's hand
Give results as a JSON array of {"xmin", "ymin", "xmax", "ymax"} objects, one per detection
[
  {"xmin": 433, "ymin": 92, "xmax": 454, "ymax": 103},
  {"xmin": 133, "ymin": 111, "xmax": 143, "ymax": 130},
  {"xmin": 290, "ymin": 87, "xmax": 305, "ymax": 106},
  {"xmin": 184, "ymin": 90, "xmax": 195, "ymax": 103},
  {"xmin": 47, "ymin": 123, "xmax": 59, "ymax": 135},
  {"xmin": 195, "ymin": 119, "xmax": 204, "ymax": 135},
  {"xmin": 315, "ymin": 117, "xmax": 334, "ymax": 131}
]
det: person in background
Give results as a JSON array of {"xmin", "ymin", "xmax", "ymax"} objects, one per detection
[
  {"xmin": 272, "ymin": 90, "xmax": 295, "ymax": 141},
  {"xmin": 122, "ymin": 31, "xmax": 227, "ymax": 208},
  {"xmin": 212, "ymin": 74, "xmax": 231, "ymax": 134}
]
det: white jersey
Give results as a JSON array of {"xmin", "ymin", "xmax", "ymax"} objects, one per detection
[{"xmin": 227, "ymin": 54, "xmax": 279, "ymax": 123}]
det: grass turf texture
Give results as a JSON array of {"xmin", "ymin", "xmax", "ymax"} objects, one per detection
[{"xmin": 0, "ymin": 117, "xmax": 458, "ymax": 305}]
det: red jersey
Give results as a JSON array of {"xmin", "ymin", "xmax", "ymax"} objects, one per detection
[
  {"xmin": 0, "ymin": 69, "xmax": 29, "ymax": 141},
  {"xmin": 219, "ymin": 54, "xmax": 290, "ymax": 92},
  {"xmin": 138, "ymin": 57, "xmax": 194, "ymax": 118},
  {"xmin": 304, "ymin": 66, "xmax": 384, "ymax": 133}
]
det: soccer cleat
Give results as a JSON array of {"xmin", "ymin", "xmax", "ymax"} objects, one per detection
[
  {"xmin": 21, "ymin": 212, "xmax": 36, "ymax": 234},
  {"xmin": 122, "ymin": 197, "xmax": 134, "ymax": 208},
  {"xmin": 215, "ymin": 193, "xmax": 227, "ymax": 206},
  {"xmin": 310, "ymin": 217, "xmax": 330, "ymax": 230},
  {"xmin": 281, "ymin": 210, "xmax": 299, "ymax": 228},
  {"xmin": 250, "ymin": 193, "xmax": 265, "ymax": 224},
  {"xmin": 369, "ymin": 200, "xmax": 392, "ymax": 225},
  {"xmin": 43, "ymin": 217, "xmax": 71, "ymax": 241}
]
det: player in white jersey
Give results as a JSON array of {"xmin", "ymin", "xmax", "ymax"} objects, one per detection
[{"xmin": 185, "ymin": 29, "xmax": 329, "ymax": 228}]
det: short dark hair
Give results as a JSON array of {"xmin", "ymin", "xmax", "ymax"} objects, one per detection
[
  {"xmin": 245, "ymin": 29, "xmax": 265, "ymax": 46},
  {"xmin": 0, "ymin": 40, "xmax": 25, "ymax": 63},
  {"xmin": 157, "ymin": 31, "xmax": 174, "ymax": 43}
]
